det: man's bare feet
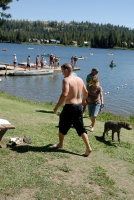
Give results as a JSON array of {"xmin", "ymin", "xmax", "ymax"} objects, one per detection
[
  {"xmin": 82, "ymin": 149, "xmax": 92, "ymax": 157},
  {"xmin": 90, "ymin": 127, "xmax": 94, "ymax": 132},
  {"xmin": 0, "ymin": 141, "xmax": 7, "ymax": 148},
  {"xmin": 52, "ymin": 144, "xmax": 63, "ymax": 149}
]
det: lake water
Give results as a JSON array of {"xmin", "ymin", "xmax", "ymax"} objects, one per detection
[{"xmin": 0, "ymin": 43, "xmax": 134, "ymax": 116}]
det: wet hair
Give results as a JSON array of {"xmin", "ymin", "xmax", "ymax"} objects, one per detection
[
  {"xmin": 91, "ymin": 68, "xmax": 98, "ymax": 73},
  {"xmin": 61, "ymin": 63, "xmax": 72, "ymax": 72},
  {"xmin": 92, "ymin": 76, "xmax": 99, "ymax": 84},
  {"xmin": 92, "ymin": 75, "xmax": 99, "ymax": 82}
]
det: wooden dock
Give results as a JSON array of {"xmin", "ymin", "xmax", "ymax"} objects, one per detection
[{"xmin": 0, "ymin": 65, "xmax": 80, "ymax": 76}]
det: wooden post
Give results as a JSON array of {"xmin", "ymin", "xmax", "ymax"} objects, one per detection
[{"xmin": 5, "ymin": 64, "xmax": 7, "ymax": 76}]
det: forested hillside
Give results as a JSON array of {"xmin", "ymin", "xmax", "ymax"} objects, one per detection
[{"xmin": 0, "ymin": 20, "xmax": 134, "ymax": 48}]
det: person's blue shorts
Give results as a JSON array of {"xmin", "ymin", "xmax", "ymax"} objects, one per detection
[
  {"xmin": 59, "ymin": 104, "xmax": 87, "ymax": 136},
  {"xmin": 87, "ymin": 103, "xmax": 100, "ymax": 117}
]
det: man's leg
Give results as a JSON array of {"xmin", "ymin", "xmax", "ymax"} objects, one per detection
[
  {"xmin": 53, "ymin": 132, "xmax": 64, "ymax": 148},
  {"xmin": 90, "ymin": 116, "xmax": 96, "ymax": 131},
  {"xmin": 81, "ymin": 133, "xmax": 92, "ymax": 156},
  {"xmin": 0, "ymin": 129, "xmax": 7, "ymax": 148}
]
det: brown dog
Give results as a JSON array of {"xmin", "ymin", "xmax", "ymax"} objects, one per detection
[{"xmin": 102, "ymin": 121, "xmax": 132, "ymax": 142}]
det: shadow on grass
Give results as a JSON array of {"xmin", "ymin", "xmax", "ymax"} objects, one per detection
[
  {"xmin": 36, "ymin": 110, "xmax": 54, "ymax": 114},
  {"xmin": 84, "ymin": 125, "xmax": 92, "ymax": 132},
  {"xmin": 36, "ymin": 110, "xmax": 61, "ymax": 116},
  {"xmin": 95, "ymin": 136, "xmax": 117, "ymax": 147},
  {"xmin": 83, "ymin": 116, "xmax": 88, "ymax": 119},
  {"xmin": 8, "ymin": 143, "xmax": 83, "ymax": 156}
]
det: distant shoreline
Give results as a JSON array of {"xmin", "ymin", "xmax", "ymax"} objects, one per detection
[{"xmin": 1, "ymin": 42, "xmax": 134, "ymax": 50}]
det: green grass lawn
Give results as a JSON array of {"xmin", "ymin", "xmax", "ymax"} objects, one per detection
[{"xmin": 0, "ymin": 92, "xmax": 134, "ymax": 200}]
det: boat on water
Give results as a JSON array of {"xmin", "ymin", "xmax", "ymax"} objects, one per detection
[
  {"xmin": 89, "ymin": 53, "xmax": 93, "ymax": 55},
  {"xmin": 0, "ymin": 65, "xmax": 6, "ymax": 70},
  {"xmin": 18, "ymin": 62, "xmax": 35, "ymax": 67},
  {"xmin": 77, "ymin": 56, "xmax": 86, "ymax": 60},
  {"xmin": 28, "ymin": 47, "xmax": 34, "ymax": 49},
  {"xmin": 108, "ymin": 53, "xmax": 114, "ymax": 56},
  {"xmin": 42, "ymin": 53, "xmax": 51, "ymax": 57},
  {"xmin": 8, "ymin": 69, "xmax": 54, "ymax": 76},
  {"xmin": 18, "ymin": 62, "xmax": 36, "ymax": 69},
  {"xmin": 18, "ymin": 62, "xmax": 49, "ymax": 68},
  {"xmin": 2, "ymin": 48, "xmax": 7, "ymax": 51}
]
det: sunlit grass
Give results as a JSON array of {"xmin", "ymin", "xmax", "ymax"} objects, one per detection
[{"xmin": 0, "ymin": 92, "xmax": 134, "ymax": 200}]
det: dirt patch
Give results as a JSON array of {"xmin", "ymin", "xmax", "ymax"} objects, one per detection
[{"xmin": 0, "ymin": 188, "xmax": 38, "ymax": 200}]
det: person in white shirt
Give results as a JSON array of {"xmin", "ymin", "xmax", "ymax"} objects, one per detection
[{"xmin": 13, "ymin": 54, "xmax": 17, "ymax": 69}]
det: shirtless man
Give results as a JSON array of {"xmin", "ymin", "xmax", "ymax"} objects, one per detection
[{"xmin": 53, "ymin": 63, "xmax": 92, "ymax": 157}]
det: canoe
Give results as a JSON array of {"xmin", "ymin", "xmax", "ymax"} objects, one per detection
[
  {"xmin": 0, "ymin": 64, "xmax": 13, "ymax": 70},
  {"xmin": 18, "ymin": 62, "xmax": 35, "ymax": 67},
  {"xmin": 0, "ymin": 65, "xmax": 6, "ymax": 70},
  {"xmin": 78, "ymin": 56, "xmax": 85, "ymax": 60},
  {"xmin": 18, "ymin": 62, "xmax": 49, "ymax": 68},
  {"xmin": 2, "ymin": 48, "xmax": 7, "ymax": 51},
  {"xmin": 42, "ymin": 53, "xmax": 51, "ymax": 57},
  {"xmin": 8, "ymin": 69, "xmax": 54, "ymax": 76}
]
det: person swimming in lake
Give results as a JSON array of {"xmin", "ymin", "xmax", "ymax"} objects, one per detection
[{"xmin": 111, "ymin": 60, "xmax": 114, "ymax": 65}]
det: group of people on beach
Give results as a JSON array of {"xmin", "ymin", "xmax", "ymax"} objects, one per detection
[{"xmin": 53, "ymin": 63, "xmax": 104, "ymax": 157}]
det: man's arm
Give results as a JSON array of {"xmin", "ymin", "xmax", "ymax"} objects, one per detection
[
  {"xmin": 53, "ymin": 78, "xmax": 69, "ymax": 114},
  {"xmin": 100, "ymin": 87, "xmax": 104, "ymax": 106},
  {"xmin": 82, "ymin": 83, "xmax": 88, "ymax": 106}
]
